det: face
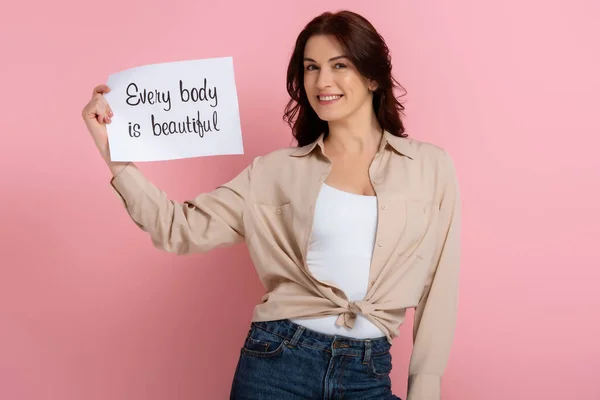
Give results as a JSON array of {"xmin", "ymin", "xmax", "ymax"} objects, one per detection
[{"xmin": 303, "ymin": 34, "xmax": 377, "ymax": 123}]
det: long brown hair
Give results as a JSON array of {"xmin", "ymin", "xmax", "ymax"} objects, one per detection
[{"xmin": 283, "ymin": 10, "xmax": 408, "ymax": 147}]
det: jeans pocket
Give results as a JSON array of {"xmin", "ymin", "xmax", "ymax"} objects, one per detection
[
  {"xmin": 241, "ymin": 325, "xmax": 288, "ymax": 358},
  {"xmin": 369, "ymin": 350, "xmax": 393, "ymax": 378}
]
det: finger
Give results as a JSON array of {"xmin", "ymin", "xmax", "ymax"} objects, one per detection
[
  {"xmin": 83, "ymin": 103, "xmax": 103, "ymax": 123},
  {"xmin": 97, "ymin": 95, "xmax": 113, "ymax": 115},
  {"xmin": 94, "ymin": 98, "xmax": 110, "ymax": 119},
  {"xmin": 92, "ymin": 84, "xmax": 111, "ymax": 97},
  {"xmin": 101, "ymin": 101, "xmax": 112, "ymax": 119}
]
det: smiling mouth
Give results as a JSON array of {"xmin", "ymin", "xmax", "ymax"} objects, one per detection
[{"xmin": 318, "ymin": 94, "xmax": 343, "ymax": 104}]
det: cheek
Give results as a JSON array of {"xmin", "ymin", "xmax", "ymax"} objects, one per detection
[
  {"xmin": 303, "ymin": 81, "xmax": 312, "ymax": 94},
  {"xmin": 304, "ymin": 72, "xmax": 315, "ymax": 86},
  {"xmin": 303, "ymin": 81, "xmax": 315, "ymax": 106},
  {"xmin": 307, "ymin": 79, "xmax": 322, "ymax": 102},
  {"xmin": 337, "ymin": 74, "xmax": 359, "ymax": 94}
]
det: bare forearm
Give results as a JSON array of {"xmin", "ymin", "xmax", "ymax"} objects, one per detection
[
  {"xmin": 96, "ymin": 142, "xmax": 133, "ymax": 177},
  {"xmin": 105, "ymin": 157, "xmax": 132, "ymax": 177}
]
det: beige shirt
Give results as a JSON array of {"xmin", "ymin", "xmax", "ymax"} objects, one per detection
[{"xmin": 109, "ymin": 130, "xmax": 461, "ymax": 400}]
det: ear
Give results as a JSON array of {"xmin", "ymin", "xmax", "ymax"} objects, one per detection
[{"xmin": 368, "ymin": 80, "xmax": 379, "ymax": 92}]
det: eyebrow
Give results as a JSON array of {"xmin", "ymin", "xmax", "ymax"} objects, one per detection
[{"xmin": 303, "ymin": 55, "xmax": 349, "ymax": 63}]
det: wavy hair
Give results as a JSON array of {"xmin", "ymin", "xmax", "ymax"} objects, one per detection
[{"xmin": 283, "ymin": 10, "xmax": 408, "ymax": 147}]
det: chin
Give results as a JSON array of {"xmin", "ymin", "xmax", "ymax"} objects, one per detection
[{"xmin": 315, "ymin": 109, "xmax": 348, "ymax": 123}]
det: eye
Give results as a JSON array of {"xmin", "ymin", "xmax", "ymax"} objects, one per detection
[
  {"xmin": 334, "ymin": 63, "xmax": 347, "ymax": 69},
  {"xmin": 305, "ymin": 64, "xmax": 318, "ymax": 71}
]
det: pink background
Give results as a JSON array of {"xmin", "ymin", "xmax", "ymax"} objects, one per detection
[{"xmin": 1, "ymin": 1, "xmax": 599, "ymax": 399}]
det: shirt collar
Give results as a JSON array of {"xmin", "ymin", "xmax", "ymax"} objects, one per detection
[{"xmin": 290, "ymin": 130, "xmax": 416, "ymax": 159}]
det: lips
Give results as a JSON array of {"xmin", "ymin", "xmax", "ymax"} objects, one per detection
[
  {"xmin": 319, "ymin": 94, "xmax": 342, "ymax": 100},
  {"xmin": 318, "ymin": 94, "xmax": 343, "ymax": 105}
]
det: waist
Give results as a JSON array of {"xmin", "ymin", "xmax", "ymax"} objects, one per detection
[
  {"xmin": 290, "ymin": 314, "xmax": 386, "ymax": 339},
  {"xmin": 250, "ymin": 319, "xmax": 391, "ymax": 355},
  {"xmin": 250, "ymin": 285, "xmax": 409, "ymax": 343}
]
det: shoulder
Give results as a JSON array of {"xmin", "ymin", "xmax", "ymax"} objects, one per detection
[
  {"xmin": 404, "ymin": 136, "xmax": 450, "ymax": 159},
  {"xmin": 249, "ymin": 145, "xmax": 307, "ymax": 173},
  {"xmin": 399, "ymin": 136, "xmax": 457, "ymax": 172},
  {"xmin": 260, "ymin": 146, "xmax": 300, "ymax": 162},
  {"xmin": 390, "ymin": 135, "xmax": 459, "ymax": 197}
]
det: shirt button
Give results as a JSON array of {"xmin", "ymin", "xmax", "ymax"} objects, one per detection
[
  {"xmin": 276, "ymin": 208, "xmax": 282, "ymax": 215},
  {"xmin": 377, "ymin": 241, "xmax": 384, "ymax": 247},
  {"xmin": 381, "ymin": 204, "xmax": 387, "ymax": 210}
]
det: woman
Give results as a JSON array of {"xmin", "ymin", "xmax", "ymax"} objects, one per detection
[{"xmin": 81, "ymin": 10, "xmax": 460, "ymax": 400}]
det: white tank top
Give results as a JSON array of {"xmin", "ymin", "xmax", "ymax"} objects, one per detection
[{"xmin": 290, "ymin": 183, "xmax": 386, "ymax": 338}]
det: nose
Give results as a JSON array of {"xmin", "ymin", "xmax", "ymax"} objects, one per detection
[{"xmin": 316, "ymin": 68, "xmax": 333, "ymax": 90}]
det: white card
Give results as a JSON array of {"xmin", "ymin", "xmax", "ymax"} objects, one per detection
[{"xmin": 104, "ymin": 57, "xmax": 244, "ymax": 162}]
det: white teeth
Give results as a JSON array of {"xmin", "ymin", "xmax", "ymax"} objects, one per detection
[{"xmin": 319, "ymin": 95, "xmax": 342, "ymax": 101}]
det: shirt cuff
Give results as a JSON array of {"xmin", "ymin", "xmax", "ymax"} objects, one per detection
[
  {"xmin": 110, "ymin": 162, "xmax": 148, "ymax": 201},
  {"xmin": 108, "ymin": 163, "xmax": 145, "ymax": 229}
]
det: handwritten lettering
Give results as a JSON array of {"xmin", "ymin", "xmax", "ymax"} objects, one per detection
[
  {"xmin": 151, "ymin": 110, "xmax": 220, "ymax": 138},
  {"xmin": 128, "ymin": 122, "xmax": 141, "ymax": 137},
  {"xmin": 126, "ymin": 83, "xmax": 172, "ymax": 111},
  {"xmin": 179, "ymin": 79, "xmax": 218, "ymax": 107}
]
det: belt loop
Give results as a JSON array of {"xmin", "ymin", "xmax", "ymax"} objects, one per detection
[
  {"xmin": 289, "ymin": 325, "xmax": 305, "ymax": 348},
  {"xmin": 363, "ymin": 340, "xmax": 372, "ymax": 364}
]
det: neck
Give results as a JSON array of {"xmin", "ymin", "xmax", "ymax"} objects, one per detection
[{"xmin": 324, "ymin": 104, "xmax": 383, "ymax": 156}]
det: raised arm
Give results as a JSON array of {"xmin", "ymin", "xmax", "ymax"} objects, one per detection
[
  {"xmin": 82, "ymin": 84, "xmax": 251, "ymax": 255},
  {"xmin": 109, "ymin": 162, "xmax": 251, "ymax": 254}
]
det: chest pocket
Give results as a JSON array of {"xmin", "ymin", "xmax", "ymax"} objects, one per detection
[
  {"xmin": 399, "ymin": 198, "xmax": 440, "ymax": 259},
  {"xmin": 250, "ymin": 202, "xmax": 294, "ymax": 249}
]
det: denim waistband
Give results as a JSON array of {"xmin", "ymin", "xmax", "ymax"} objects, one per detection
[{"xmin": 251, "ymin": 319, "xmax": 392, "ymax": 357}]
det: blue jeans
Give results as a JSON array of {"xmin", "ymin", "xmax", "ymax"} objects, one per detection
[{"xmin": 230, "ymin": 319, "xmax": 402, "ymax": 400}]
